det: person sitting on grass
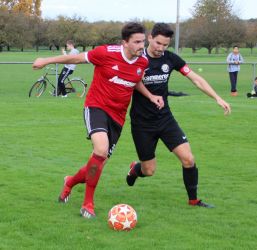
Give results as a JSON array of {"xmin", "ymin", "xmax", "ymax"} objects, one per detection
[{"xmin": 246, "ymin": 77, "xmax": 257, "ymax": 98}]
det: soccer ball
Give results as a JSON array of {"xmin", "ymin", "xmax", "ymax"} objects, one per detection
[{"xmin": 108, "ymin": 204, "xmax": 137, "ymax": 231}]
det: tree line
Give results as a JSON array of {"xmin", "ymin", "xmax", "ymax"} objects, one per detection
[{"xmin": 0, "ymin": 0, "xmax": 257, "ymax": 54}]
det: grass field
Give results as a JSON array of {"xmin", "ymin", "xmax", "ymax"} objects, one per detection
[{"xmin": 0, "ymin": 50, "xmax": 257, "ymax": 250}]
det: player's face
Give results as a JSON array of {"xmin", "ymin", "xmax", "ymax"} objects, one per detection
[
  {"xmin": 122, "ymin": 33, "xmax": 145, "ymax": 59},
  {"xmin": 66, "ymin": 44, "xmax": 73, "ymax": 50},
  {"xmin": 148, "ymin": 35, "xmax": 171, "ymax": 58}
]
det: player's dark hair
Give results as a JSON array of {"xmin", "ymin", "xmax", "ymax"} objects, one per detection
[
  {"xmin": 121, "ymin": 22, "xmax": 145, "ymax": 41},
  {"xmin": 233, "ymin": 45, "xmax": 239, "ymax": 49},
  {"xmin": 151, "ymin": 23, "xmax": 174, "ymax": 38}
]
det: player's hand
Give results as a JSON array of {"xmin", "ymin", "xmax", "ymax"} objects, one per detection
[
  {"xmin": 150, "ymin": 95, "xmax": 164, "ymax": 110},
  {"xmin": 32, "ymin": 58, "xmax": 47, "ymax": 70},
  {"xmin": 216, "ymin": 97, "xmax": 231, "ymax": 115}
]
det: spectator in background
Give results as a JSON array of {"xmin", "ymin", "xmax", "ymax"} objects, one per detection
[
  {"xmin": 57, "ymin": 40, "xmax": 79, "ymax": 97},
  {"xmin": 246, "ymin": 77, "xmax": 257, "ymax": 98},
  {"xmin": 226, "ymin": 45, "xmax": 244, "ymax": 96}
]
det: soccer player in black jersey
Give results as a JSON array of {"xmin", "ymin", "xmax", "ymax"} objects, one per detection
[{"xmin": 127, "ymin": 23, "xmax": 231, "ymax": 208}]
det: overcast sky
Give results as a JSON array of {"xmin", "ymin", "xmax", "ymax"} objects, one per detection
[{"xmin": 41, "ymin": 0, "xmax": 257, "ymax": 22}]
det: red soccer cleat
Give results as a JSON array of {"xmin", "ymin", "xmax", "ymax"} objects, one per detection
[
  {"xmin": 58, "ymin": 176, "xmax": 72, "ymax": 203},
  {"xmin": 80, "ymin": 203, "xmax": 96, "ymax": 219},
  {"xmin": 189, "ymin": 199, "xmax": 215, "ymax": 208}
]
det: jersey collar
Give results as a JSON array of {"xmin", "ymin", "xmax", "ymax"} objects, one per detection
[
  {"xmin": 121, "ymin": 45, "xmax": 139, "ymax": 64},
  {"xmin": 144, "ymin": 48, "xmax": 164, "ymax": 58}
]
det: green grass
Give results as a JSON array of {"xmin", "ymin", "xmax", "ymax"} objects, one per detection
[{"xmin": 0, "ymin": 51, "xmax": 257, "ymax": 250}]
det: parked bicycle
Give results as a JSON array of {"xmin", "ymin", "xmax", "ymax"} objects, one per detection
[{"xmin": 29, "ymin": 67, "xmax": 87, "ymax": 98}]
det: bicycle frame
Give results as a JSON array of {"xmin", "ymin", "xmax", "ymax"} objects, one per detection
[
  {"xmin": 41, "ymin": 68, "xmax": 59, "ymax": 93},
  {"xmin": 29, "ymin": 67, "xmax": 87, "ymax": 98}
]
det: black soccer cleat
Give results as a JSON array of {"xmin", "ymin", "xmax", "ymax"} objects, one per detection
[
  {"xmin": 189, "ymin": 199, "xmax": 215, "ymax": 208},
  {"xmin": 126, "ymin": 161, "xmax": 138, "ymax": 186}
]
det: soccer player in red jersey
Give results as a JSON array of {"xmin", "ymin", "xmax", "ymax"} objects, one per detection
[
  {"xmin": 33, "ymin": 22, "xmax": 164, "ymax": 219},
  {"xmin": 127, "ymin": 23, "xmax": 231, "ymax": 208}
]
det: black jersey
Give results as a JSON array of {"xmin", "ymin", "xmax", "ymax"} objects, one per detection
[{"xmin": 130, "ymin": 49, "xmax": 187, "ymax": 127}]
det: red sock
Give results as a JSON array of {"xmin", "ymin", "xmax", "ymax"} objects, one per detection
[
  {"xmin": 66, "ymin": 164, "xmax": 87, "ymax": 188},
  {"xmin": 66, "ymin": 154, "xmax": 106, "ymax": 188},
  {"xmin": 82, "ymin": 153, "xmax": 106, "ymax": 211}
]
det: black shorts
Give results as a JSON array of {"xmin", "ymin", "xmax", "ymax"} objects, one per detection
[
  {"xmin": 83, "ymin": 107, "xmax": 122, "ymax": 157},
  {"xmin": 131, "ymin": 117, "xmax": 188, "ymax": 161}
]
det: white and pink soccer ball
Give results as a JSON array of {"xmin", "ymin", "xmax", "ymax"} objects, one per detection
[{"xmin": 108, "ymin": 204, "xmax": 137, "ymax": 231}]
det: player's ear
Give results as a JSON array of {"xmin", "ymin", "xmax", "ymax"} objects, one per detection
[{"xmin": 122, "ymin": 39, "xmax": 127, "ymax": 48}]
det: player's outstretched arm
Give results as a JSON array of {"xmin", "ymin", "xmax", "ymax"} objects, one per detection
[
  {"xmin": 216, "ymin": 97, "xmax": 231, "ymax": 115},
  {"xmin": 186, "ymin": 71, "xmax": 231, "ymax": 115},
  {"xmin": 135, "ymin": 81, "xmax": 164, "ymax": 109},
  {"xmin": 32, "ymin": 53, "xmax": 87, "ymax": 70}
]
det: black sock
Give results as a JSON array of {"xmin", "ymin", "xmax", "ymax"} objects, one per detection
[
  {"xmin": 182, "ymin": 164, "xmax": 198, "ymax": 200},
  {"xmin": 134, "ymin": 162, "xmax": 145, "ymax": 177}
]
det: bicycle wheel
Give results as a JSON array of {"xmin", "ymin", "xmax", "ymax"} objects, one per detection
[
  {"xmin": 29, "ymin": 80, "xmax": 47, "ymax": 97},
  {"xmin": 65, "ymin": 79, "xmax": 86, "ymax": 98}
]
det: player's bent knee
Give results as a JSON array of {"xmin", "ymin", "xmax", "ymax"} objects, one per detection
[
  {"xmin": 182, "ymin": 154, "xmax": 195, "ymax": 168},
  {"xmin": 93, "ymin": 147, "xmax": 109, "ymax": 158}
]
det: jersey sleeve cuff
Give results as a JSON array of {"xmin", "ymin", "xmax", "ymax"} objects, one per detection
[{"xmin": 84, "ymin": 52, "xmax": 90, "ymax": 63}]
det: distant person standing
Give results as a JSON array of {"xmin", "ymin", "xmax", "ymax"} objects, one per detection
[
  {"xmin": 226, "ymin": 45, "xmax": 244, "ymax": 96},
  {"xmin": 57, "ymin": 40, "xmax": 79, "ymax": 97}
]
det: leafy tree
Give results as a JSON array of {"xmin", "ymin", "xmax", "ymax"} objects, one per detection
[
  {"xmin": 31, "ymin": 16, "xmax": 48, "ymax": 51},
  {"xmin": 73, "ymin": 21, "xmax": 94, "ymax": 51},
  {"xmin": 0, "ymin": 10, "xmax": 9, "ymax": 51},
  {"xmin": 0, "ymin": 0, "xmax": 41, "ymax": 16},
  {"xmin": 190, "ymin": 0, "xmax": 245, "ymax": 54},
  {"xmin": 221, "ymin": 16, "xmax": 246, "ymax": 51},
  {"xmin": 45, "ymin": 16, "xmax": 84, "ymax": 50},
  {"xmin": 192, "ymin": 0, "xmax": 233, "ymax": 18},
  {"xmin": 0, "ymin": 3, "xmax": 255, "ymax": 54},
  {"xmin": 92, "ymin": 21, "xmax": 123, "ymax": 46},
  {"xmin": 180, "ymin": 18, "xmax": 203, "ymax": 53},
  {"xmin": 245, "ymin": 19, "xmax": 257, "ymax": 54},
  {"xmin": 5, "ymin": 11, "xmax": 34, "ymax": 50}
]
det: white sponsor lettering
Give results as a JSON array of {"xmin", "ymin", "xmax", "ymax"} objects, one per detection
[
  {"xmin": 109, "ymin": 76, "xmax": 136, "ymax": 87},
  {"xmin": 143, "ymin": 74, "xmax": 169, "ymax": 83}
]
